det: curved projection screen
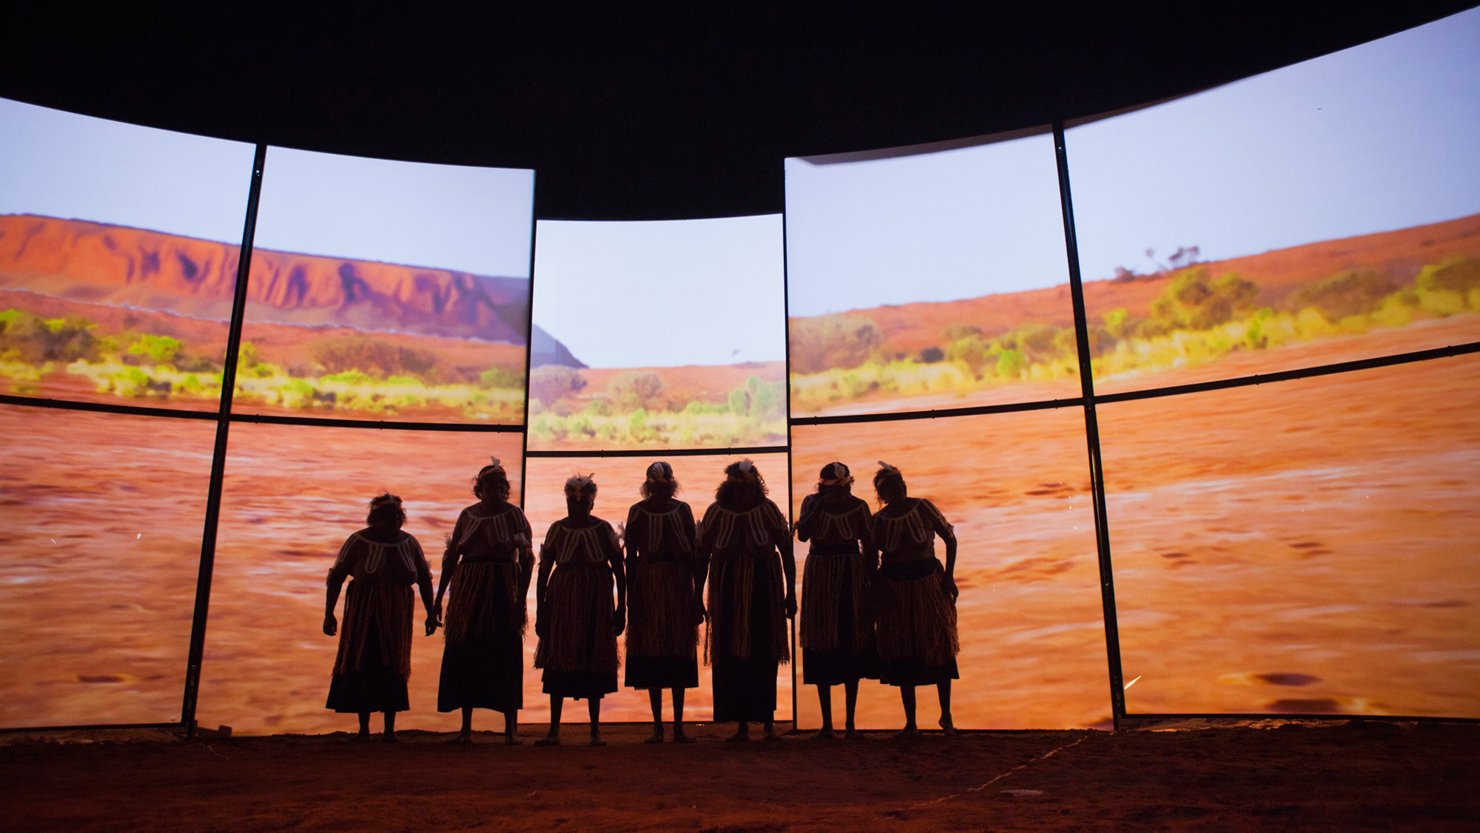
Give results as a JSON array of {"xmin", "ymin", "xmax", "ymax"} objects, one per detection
[
  {"xmin": 528, "ymin": 217, "xmax": 786, "ymax": 451},
  {"xmin": 1066, "ymin": 7, "xmax": 1480, "ymax": 396},
  {"xmin": 785, "ymin": 128, "xmax": 1078, "ymax": 418},
  {"xmin": 0, "ymin": 98, "xmax": 255, "ymax": 409},
  {"xmin": 1100, "ymin": 354, "xmax": 1480, "ymax": 717},
  {"xmin": 235, "ymin": 147, "xmax": 535, "ymax": 424}
]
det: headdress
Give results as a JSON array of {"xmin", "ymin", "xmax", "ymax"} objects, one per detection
[
  {"xmin": 476, "ymin": 456, "xmax": 505, "ymax": 482},
  {"xmin": 564, "ymin": 472, "xmax": 597, "ymax": 497},
  {"xmin": 734, "ymin": 458, "xmax": 758, "ymax": 481},
  {"xmin": 820, "ymin": 461, "xmax": 853, "ymax": 488},
  {"xmin": 876, "ymin": 460, "xmax": 901, "ymax": 477},
  {"xmin": 646, "ymin": 461, "xmax": 673, "ymax": 483}
]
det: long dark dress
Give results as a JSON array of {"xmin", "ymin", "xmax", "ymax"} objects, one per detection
[
  {"xmin": 534, "ymin": 517, "xmax": 621, "ymax": 700},
  {"xmin": 624, "ymin": 498, "xmax": 700, "ymax": 690},
  {"xmin": 871, "ymin": 498, "xmax": 960, "ymax": 686},
  {"xmin": 437, "ymin": 503, "xmax": 531, "ymax": 713},
  {"xmin": 797, "ymin": 492, "xmax": 876, "ymax": 685},
  {"xmin": 702, "ymin": 498, "xmax": 790, "ymax": 723},
  {"xmin": 326, "ymin": 530, "xmax": 431, "ymax": 713}
]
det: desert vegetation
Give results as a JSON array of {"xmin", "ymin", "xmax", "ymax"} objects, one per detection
[
  {"xmin": 788, "ymin": 255, "xmax": 1480, "ymax": 412},
  {"xmin": 0, "ymin": 313, "xmax": 527, "ymax": 421},
  {"xmin": 526, "ymin": 365, "xmax": 786, "ymax": 448}
]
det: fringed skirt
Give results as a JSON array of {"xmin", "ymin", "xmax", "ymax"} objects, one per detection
[
  {"xmin": 800, "ymin": 551, "xmax": 875, "ymax": 685},
  {"xmin": 438, "ymin": 560, "xmax": 526, "ymax": 712},
  {"xmin": 327, "ymin": 578, "xmax": 413, "ymax": 713},
  {"xmin": 707, "ymin": 550, "xmax": 789, "ymax": 723},
  {"xmin": 535, "ymin": 562, "xmax": 618, "ymax": 699},
  {"xmin": 624, "ymin": 558, "xmax": 699, "ymax": 690},
  {"xmin": 874, "ymin": 559, "xmax": 959, "ymax": 687}
]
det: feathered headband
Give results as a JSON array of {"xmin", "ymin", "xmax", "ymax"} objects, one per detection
[
  {"xmin": 646, "ymin": 461, "xmax": 673, "ymax": 482},
  {"xmin": 821, "ymin": 461, "xmax": 854, "ymax": 488},
  {"xmin": 876, "ymin": 460, "xmax": 901, "ymax": 477},
  {"xmin": 476, "ymin": 457, "xmax": 505, "ymax": 481},
  {"xmin": 733, "ymin": 458, "xmax": 759, "ymax": 481},
  {"xmin": 564, "ymin": 472, "xmax": 597, "ymax": 496}
]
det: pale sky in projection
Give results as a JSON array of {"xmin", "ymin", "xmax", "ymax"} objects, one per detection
[
  {"xmin": 786, "ymin": 7, "xmax": 1480, "ymax": 316},
  {"xmin": 532, "ymin": 216, "xmax": 787, "ymax": 368},
  {"xmin": 0, "ymin": 101, "xmax": 535, "ymax": 278},
  {"xmin": 0, "ymin": 98, "xmax": 255, "ymax": 244}
]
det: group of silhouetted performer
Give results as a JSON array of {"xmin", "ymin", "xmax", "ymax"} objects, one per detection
[{"xmin": 323, "ymin": 457, "xmax": 960, "ymax": 744}]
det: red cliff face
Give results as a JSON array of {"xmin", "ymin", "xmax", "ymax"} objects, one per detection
[{"xmin": 0, "ymin": 214, "xmax": 529, "ymax": 344}]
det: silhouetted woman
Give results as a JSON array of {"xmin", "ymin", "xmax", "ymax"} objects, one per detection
[
  {"xmin": 534, "ymin": 474, "xmax": 626, "ymax": 746},
  {"xmin": 871, "ymin": 462, "xmax": 959, "ymax": 737},
  {"xmin": 623, "ymin": 461, "xmax": 702, "ymax": 743},
  {"xmin": 435, "ymin": 458, "xmax": 534, "ymax": 744},
  {"xmin": 323, "ymin": 493, "xmax": 438, "ymax": 742},
  {"xmin": 697, "ymin": 459, "xmax": 796, "ymax": 741},
  {"xmin": 797, "ymin": 461, "xmax": 877, "ymax": 739}
]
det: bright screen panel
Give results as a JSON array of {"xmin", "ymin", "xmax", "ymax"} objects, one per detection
[
  {"xmin": 0, "ymin": 405, "xmax": 217, "ymax": 727},
  {"xmin": 0, "ymin": 98, "xmax": 254, "ymax": 409},
  {"xmin": 785, "ymin": 128, "xmax": 1079, "ymax": 418},
  {"xmin": 523, "ymin": 452, "xmax": 794, "ymax": 723},
  {"xmin": 1100, "ymin": 354, "xmax": 1480, "ymax": 717},
  {"xmin": 196, "ymin": 424, "xmax": 523, "ymax": 735},
  {"xmin": 527, "ymin": 217, "xmax": 787, "ymax": 451},
  {"xmin": 1066, "ymin": 8, "xmax": 1480, "ymax": 396},
  {"xmin": 790, "ymin": 410, "xmax": 1107, "ymax": 729},
  {"xmin": 233, "ymin": 147, "xmax": 534, "ymax": 424}
]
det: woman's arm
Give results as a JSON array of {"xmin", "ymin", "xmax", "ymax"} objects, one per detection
[
  {"xmin": 434, "ymin": 511, "xmax": 467, "ymax": 611},
  {"xmin": 534, "ymin": 539, "xmax": 554, "ymax": 638},
  {"xmin": 410, "ymin": 537, "xmax": 438, "ymax": 635},
  {"xmin": 323, "ymin": 536, "xmax": 355, "ymax": 636},
  {"xmin": 773, "ymin": 504, "xmax": 798, "ymax": 619},
  {"xmin": 794, "ymin": 493, "xmax": 818, "ymax": 542},
  {"xmin": 608, "ymin": 525, "xmax": 627, "ymax": 636},
  {"xmin": 928, "ymin": 500, "xmax": 959, "ymax": 601}
]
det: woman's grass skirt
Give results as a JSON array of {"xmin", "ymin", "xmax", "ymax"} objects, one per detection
[
  {"xmin": 438, "ymin": 560, "xmax": 525, "ymax": 713},
  {"xmin": 535, "ymin": 563, "xmax": 618, "ymax": 700},
  {"xmin": 326, "ymin": 579, "xmax": 413, "ymax": 713},
  {"xmin": 707, "ymin": 551, "xmax": 789, "ymax": 722},
  {"xmin": 800, "ymin": 552, "xmax": 876, "ymax": 685},
  {"xmin": 874, "ymin": 559, "xmax": 959, "ymax": 687},
  {"xmin": 624, "ymin": 559, "xmax": 699, "ymax": 690}
]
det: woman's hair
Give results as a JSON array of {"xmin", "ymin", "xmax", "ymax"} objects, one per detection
[
  {"xmin": 716, "ymin": 459, "xmax": 767, "ymax": 505},
  {"xmin": 816, "ymin": 461, "xmax": 854, "ymax": 494},
  {"xmin": 473, "ymin": 458, "xmax": 511, "ymax": 502},
  {"xmin": 366, "ymin": 492, "xmax": 407, "ymax": 528},
  {"xmin": 564, "ymin": 473, "xmax": 598, "ymax": 508},
  {"xmin": 873, "ymin": 462, "xmax": 908, "ymax": 505},
  {"xmin": 640, "ymin": 461, "xmax": 679, "ymax": 501}
]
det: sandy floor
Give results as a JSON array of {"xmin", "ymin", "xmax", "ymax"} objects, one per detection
[{"xmin": 2, "ymin": 722, "xmax": 1477, "ymax": 832}]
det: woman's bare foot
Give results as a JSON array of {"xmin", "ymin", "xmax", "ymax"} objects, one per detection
[
  {"xmin": 589, "ymin": 731, "xmax": 606, "ymax": 747},
  {"xmin": 351, "ymin": 731, "xmax": 370, "ymax": 743},
  {"xmin": 535, "ymin": 732, "xmax": 560, "ymax": 747},
  {"xmin": 763, "ymin": 724, "xmax": 781, "ymax": 742},
  {"xmin": 938, "ymin": 716, "xmax": 958, "ymax": 737},
  {"xmin": 844, "ymin": 728, "xmax": 864, "ymax": 741},
  {"xmin": 894, "ymin": 726, "xmax": 920, "ymax": 740},
  {"xmin": 672, "ymin": 726, "xmax": 696, "ymax": 744},
  {"xmin": 382, "ymin": 732, "xmax": 398, "ymax": 744},
  {"xmin": 504, "ymin": 733, "xmax": 523, "ymax": 746},
  {"xmin": 813, "ymin": 727, "xmax": 836, "ymax": 740},
  {"xmin": 645, "ymin": 725, "xmax": 664, "ymax": 744},
  {"xmin": 725, "ymin": 725, "xmax": 750, "ymax": 743},
  {"xmin": 447, "ymin": 732, "xmax": 473, "ymax": 745}
]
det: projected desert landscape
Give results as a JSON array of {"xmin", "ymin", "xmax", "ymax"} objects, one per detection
[
  {"xmin": 789, "ymin": 214, "xmax": 1480, "ymax": 415},
  {"xmin": 0, "ymin": 214, "xmax": 532, "ymax": 422}
]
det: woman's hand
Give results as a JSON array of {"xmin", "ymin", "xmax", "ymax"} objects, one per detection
[
  {"xmin": 691, "ymin": 596, "xmax": 707, "ymax": 627},
  {"xmin": 785, "ymin": 593, "xmax": 798, "ymax": 620},
  {"xmin": 322, "ymin": 613, "xmax": 337, "ymax": 637},
  {"xmin": 425, "ymin": 609, "xmax": 442, "ymax": 636},
  {"xmin": 941, "ymin": 574, "xmax": 959, "ymax": 602},
  {"xmin": 614, "ymin": 603, "xmax": 627, "ymax": 636}
]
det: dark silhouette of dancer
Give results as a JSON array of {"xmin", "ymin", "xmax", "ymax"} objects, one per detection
[
  {"xmin": 796, "ymin": 461, "xmax": 877, "ymax": 740},
  {"xmin": 870, "ymin": 462, "xmax": 959, "ymax": 738},
  {"xmin": 534, "ymin": 474, "xmax": 626, "ymax": 746},
  {"xmin": 323, "ymin": 493, "xmax": 437, "ymax": 742},
  {"xmin": 434, "ymin": 458, "xmax": 534, "ymax": 744},
  {"xmin": 623, "ymin": 461, "xmax": 702, "ymax": 744},
  {"xmin": 696, "ymin": 459, "xmax": 796, "ymax": 742}
]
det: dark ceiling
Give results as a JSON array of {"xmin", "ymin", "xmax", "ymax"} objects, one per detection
[{"xmin": 3, "ymin": 2, "xmax": 1475, "ymax": 220}]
